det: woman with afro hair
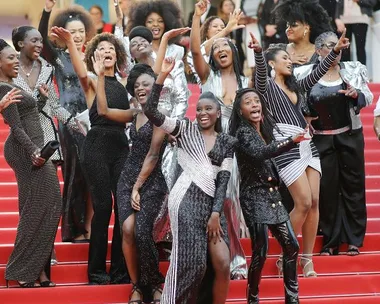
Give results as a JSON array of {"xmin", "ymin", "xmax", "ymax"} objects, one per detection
[
  {"xmin": 52, "ymin": 26, "xmax": 136, "ymax": 284},
  {"xmin": 38, "ymin": 0, "xmax": 96, "ymax": 243},
  {"xmin": 273, "ymin": 0, "xmax": 333, "ymax": 67}
]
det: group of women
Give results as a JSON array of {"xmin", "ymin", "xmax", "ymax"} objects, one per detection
[{"xmin": 0, "ymin": 0, "xmax": 373, "ymax": 303}]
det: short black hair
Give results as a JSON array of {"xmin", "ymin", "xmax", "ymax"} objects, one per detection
[
  {"xmin": 89, "ymin": 5, "xmax": 103, "ymax": 15},
  {"xmin": 126, "ymin": 63, "xmax": 156, "ymax": 97},
  {"xmin": 0, "ymin": 39, "xmax": 11, "ymax": 53},
  {"xmin": 12, "ymin": 26, "xmax": 35, "ymax": 52},
  {"xmin": 198, "ymin": 91, "xmax": 222, "ymax": 133}
]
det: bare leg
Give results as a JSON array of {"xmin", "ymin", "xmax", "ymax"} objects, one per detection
[
  {"xmin": 85, "ymin": 194, "xmax": 93, "ymax": 239},
  {"xmin": 208, "ymin": 239, "xmax": 230, "ymax": 304},
  {"xmin": 122, "ymin": 214, "xmax": 141, "ymax": 301}
]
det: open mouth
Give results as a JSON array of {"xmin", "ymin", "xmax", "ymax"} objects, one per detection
[
  {"xmin": 151, "ymin": 28, "xmax": 160, "ymax": 36},
  {"xmin": 286, "ymin": 64, "xmax": 292, "ymax": 72},
  {"xmin": 137, "ymin": 92, "xmax": 147, "ymax": 98},
  {"xmin": 104, "ymin": 55, "xmax": 113, "ymax": 63},
  {"xmin": 250, "ymin": 110, "xmax": 261, "ymax": 118},
  {"xmin": 200, "ymin": 117, "xmax": 210, "ymax": 123},
  {"xmin": 219, "ymin": 53, "xmax": 228, "ymax": 60},
  {"xmin": 138, "ymin": 46, "xmax": 146, "ymax": 52},
  {"xmin": 13, "ymin": 65, "xmax": 19, "ymax": 73}
]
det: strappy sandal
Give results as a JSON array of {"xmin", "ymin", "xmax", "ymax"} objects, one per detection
[
  {"xmin": 40, "ymin": 280, "xmax": 56, "ymax": 287},
  {"xmin": 299, "ymin": 254, "xmax": 317, "ymax": 277},
  {"xmin": 151, "ymin": 284, "xmax": 163, "ymax": 303},
  {"xmin": 18, "ymin": 281, "xmax": 40, "ymax": 288},
  {"xmin": 320, "ymin": 247, "xmax": 338, "ymax": 256},
  {"xmin": 129, "ymin": 282, "xmax": 143, "ymax": 304},
  {"xmin": 276, "ymin": 254, "xmax": 283, "ymax": 277},
  {"xmin": 347, "ymin": 246, "xmax": 360, "ymax": 256}
]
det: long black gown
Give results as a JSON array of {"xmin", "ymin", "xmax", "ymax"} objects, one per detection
[
  {"xmin": 145, "ymin": 83, "xmax": 234, "ymax": 304},
  {"xmin": 39, "ymin": 9, "xmax": 89, "ymax": 241},
  {"xmin": 117, "ymin": 115, "xmax": 167, "ymax": 297}
]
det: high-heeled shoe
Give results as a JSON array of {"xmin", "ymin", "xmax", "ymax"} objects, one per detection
[
  {"xmin": 6, "ymin": 280, "xmax": 40, "ymax": 288},
  {"xmin": 129, "ymin": 282, "xmax": 143, "ymax": 304},
  {"xmin": 247, "ymin": 285, "xmax": 259, "ymax": 304},
  {"xmin": 276, "ymin": 254, "xmax": 283, "ymax": 277},
  {"xmin": 151, "ymin": 284, "xmax": 163, "ymax": 303},
  {"xmin": 299, "ymin": 254, "xmax": 317, "ymax": 277}
]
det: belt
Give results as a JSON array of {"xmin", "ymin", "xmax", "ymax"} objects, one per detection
[{"xmin": 313, "ymin": 125, "xmax": 350, "ymax": 135}]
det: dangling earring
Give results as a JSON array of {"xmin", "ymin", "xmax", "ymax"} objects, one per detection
[
  {"xmin": 318, "ymin": 55, "xmax": 322, "ymax": 62},
  {"xmin": 303, "ymin": 30, "xmax": 307, "ymax": 38},
  {"xmin": 261, "ymin": 115, "xmax": 264, "ymax": 123},
  {"xmin": 270, "ymin": 66, "xmax": 276, "ymax": 79}
]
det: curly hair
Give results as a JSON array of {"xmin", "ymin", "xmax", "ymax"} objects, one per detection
[
  {"xmin": 51, "ymin": 5, "xmax": 96, "ymax": 43},
  {"xmin": 126, "ymin": 0, "xmax": 183, "ymax": 44},
  {"xmin": 11, "ymin": 26, "xmax": 35, "ymax": 52},
  {"xmin": 273, "ymin": 0, "xmax": 332, "ymax": 43},
  {"xmin": 84, "ymin": 33, "xmax": 128, "ymax": 75},
  {"xmin": 200, "ymin": 16, "xmax": 225, "ymax": 43},
  {"xmin": 125, "ymin": 63, "xmax": 156, "ymax": 97}
]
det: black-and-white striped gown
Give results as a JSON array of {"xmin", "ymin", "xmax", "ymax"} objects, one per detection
[
  {"xmin": 145, "ymin": 83, "xmax": 236, "ymax": 303},
  {"xmin": 254, "ymin": 50, "xmax": 339, "ymax": 186}
]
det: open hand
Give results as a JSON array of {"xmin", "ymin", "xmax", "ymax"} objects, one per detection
[
  {"xmin": 292, "ymin": 124, "xmax": 313, "ymax": 143},
  {"xmin": 225, "ymin": 9, "xmax": 246, "ymax": 33},
  {"xmin": 161, "ymin": 57, "xmax": 175, "ymax": 75},
  {"xmin": 131, "ymin": 188, "xmax": 141, "ymax": 211},
  {"xmin": 92, "ymin": 50, "xmax": 105, "ymax": 76},
  {"xmin": 163, "ymin": 27, "xmax": 191, "ymax": 42},
  {"xmin": 290, "ymin": 53, "xmax": 308, "ymax": 65},
  {"xmin": 44, "ymin": 0, "xmax": 56, "ymax": 12},
  {"xmin": 51, "ymin": 26, "xmax": 73, "ymax": 44},
  {"xmin": 333, "ymin": 28, "xmax": 350, "ymax": 53},
  {"xmin": 0, "ymin": 88, "xmax": 22, "ymax": 112},
  {"xmin": 338, "ymin": 84, "xmax": 358, "ymax": 99},
  {"xmin": 194, "ymin": 0, "xmax": 209, "ymax": 17},
  {"xmin": 248, "ymin": 32, "xmax": 262, "ymax": 53},
  {"xmin": 207, "ymin": 212, "xmax": 223, "ymax": 244}
]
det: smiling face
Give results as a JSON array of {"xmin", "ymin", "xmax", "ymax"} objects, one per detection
[
  {"xmin": 145, "ymin": 12, "xmax": 165, "ymax": 41},
  {"xmin": 285, "ymin": 21, "xmax": 310, "ymax": 43},
  {"xmin": 0, "ymin": 46, "xmax": 19, "ymax": 79},
  {"xmin": 130, "ymin": 36, "xmax": 152, "ymax": 60},
  {"xmin": 18, "ymin": 29, "xmax": 43, "ymax": 60},
  {"xmin": 196, "ymin": 98, "xmax": 220, "ymax": 131},
  {"xmin": 134, "ymin": 73, "xmax": 155, "ymax": 105},
  {"xmin": 269, "ymin": 50, "xmax": 293, "ymax": 77},
  {"xmin": 212, "ymin": 38, "xmax": 233, "ymax": 69},
  {"xmin": 317, "ymin": 34, "xmax": 340, "ymax": 66},
  {"xmin": 66, "ymin": 20, "xmax": 86, "ymax": 51},
  {"xmin": 96, "ymin": 40, "xmax": 117, "ymax": 69},
  {"xmin": 207, "ymin": 18, "xmax": 225, "ymax": 40},
  {"xmin": 240, "ymin": 91, "xmax": 262, "ymax": 127}
]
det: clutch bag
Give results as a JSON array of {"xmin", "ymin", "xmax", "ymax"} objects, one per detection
[
  {"xmin": 74, "ymin": 109, "xmax": 91, "ymax": 136},
  {"xmin": 40, "ymin": 140, "xmax": 60, "ymax": 160}
]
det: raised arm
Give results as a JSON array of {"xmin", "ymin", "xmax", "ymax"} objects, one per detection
[
  {"xmin": 248, "ymin": 32, "xmax": 268, "ymax": 95},
  {"xmin": 38, "ymin": 0, "xmax": 59, "ymax": 63},
  {"xmin": 203, "ymin": 9, "xmax": 245, "ymax": 56},
  {"xmin": 299, "ymin": 29, "xmax": 349, "ymax": 91},
  {"xmin": 131, "ymin": 124, "xmax": 167, "ymax": 211},
  {"xmin": 190, "ymin": 0, "xmax": 211, "ymax": 84},
  {"xmin": 51, "ymin": 27, "xmax": 95, "ymax": 106}
]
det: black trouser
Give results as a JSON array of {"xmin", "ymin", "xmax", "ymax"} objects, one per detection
[
  {"xmin": 81, "ymin": 126, "xmax": 129, "ymax": 284},
  {"xmin": 247, "ymin": 220, "xmax": 299, "ymax": 304},
  {"xmin": 341, "ymin": 23, "xmax": 368, "ymax": 65}
]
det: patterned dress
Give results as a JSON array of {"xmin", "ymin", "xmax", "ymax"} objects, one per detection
[
  {"xmin": 0, "ymin": 82, "xmax": 61, "ymax": 282},
  {"xmin": 39, "ymin": 9, "xmax": 89, "ymax": 241},
  {"xmin": 117, "ymin": 115, "xmax": 167, "ymax": 290},
  {"xmin": 145, "ymin": 83, "xmax": 235, "ymax": 303},
  {"xmin": 254, "ymin": 49, "xmax": 339, "ymax": 186}
]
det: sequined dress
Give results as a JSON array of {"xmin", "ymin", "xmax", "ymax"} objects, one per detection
[
  {"xmin": 39, "ymin": 9, "xmax": 89, "ymax": 241},
  {"xmin": 145, "ymin": 83, "xmax": 235, "ymax": 303},
  {"xmin": 1, "ymin": 83, "xmax": 61, "ymax": 282},
  {"xmin": 117, "ymin": 115, "xmax": 167, "ymax": 289}
]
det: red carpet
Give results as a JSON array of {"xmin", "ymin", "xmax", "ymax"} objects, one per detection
[{"xmin": 0, "ymin": 83, "xmax": 380, "ymax": 303}]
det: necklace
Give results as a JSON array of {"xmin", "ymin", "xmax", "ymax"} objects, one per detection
[{"xmin": 19, "ymin": 61, "xmax": 36, "ymax": 78}]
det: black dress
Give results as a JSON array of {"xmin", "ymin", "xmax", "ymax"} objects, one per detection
[
  {"xmin": 39, "ymin": 9, "xmax": 89, "ymax": 241},
  {"xmin": 1, "ymin": 83, "xmax": 61, "ymax": 282},
  {"xmin": 145, "ymin": 83, "xmax": 233, "ymax": 304},
  {"xmin": 81, "ymin": 76, "xmax": 129, "ymax": 284},
  {"xmin": 117, "ymin": 115, "xmax": 167, "ymax": 292},
  {"xmin": 309, "ymin": 78, "xmax": 367, "ymax": 250}
]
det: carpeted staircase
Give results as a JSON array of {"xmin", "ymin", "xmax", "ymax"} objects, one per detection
[{"xmin": 0, "ymin": 83, "xmax": 380, "ymax": 303}]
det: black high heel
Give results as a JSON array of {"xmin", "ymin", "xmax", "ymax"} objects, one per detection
[
  {"xmin": 129, "ymin": 282, "xmax": 143, "ymax": 304},
  {"xmin": 151, "ymin": 284, "xmax": 163, "ymax": 303}
]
